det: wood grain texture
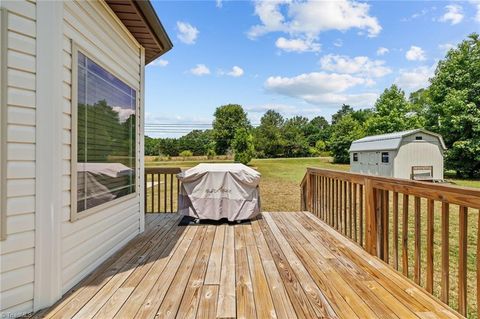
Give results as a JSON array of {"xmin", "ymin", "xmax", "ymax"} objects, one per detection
[{"xmin": 32, "ymin": 213, "xmax": 461, "ymax": 319}]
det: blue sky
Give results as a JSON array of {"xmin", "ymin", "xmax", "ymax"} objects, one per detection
[{"xmin": 145, "ymin": 0, "xmax": 480, "ymax": 137}]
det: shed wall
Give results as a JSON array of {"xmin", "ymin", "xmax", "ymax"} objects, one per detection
[
  {"xmin": 0, "ymin": 1, "xmax": 37, "ymax": 316},
  {"xmin": 394, "ymin": 133, "xmax": 444, "ymax": 179},
  {"xmin": 61, "ymin": 0, "xmax": 144, "ymax": 293}
]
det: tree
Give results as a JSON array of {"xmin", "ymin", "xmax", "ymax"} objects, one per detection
[
  {"xmin": 144, "ymin": 136, "xmax": 159, "ymax": 156},
  {"xmin": 425, "ymin": 33, "xmax": 480, "ymax": 177},
  {"xmin": 179, "ymin": 150, "xmax": 193, "ymax": 159},
  {"xmin": 329, "ymin": 115, "xmax": 365, "ymax": 163},
  {"xmin": 178, "ymin": 129, "xmax": 214, "ymax": 155},
  {"xmin": 282, "ymin": 116, "xmax": 310, "ymax": 157},
  {"xmin": 232, "ymin": 128, "xmax": 255, "ymax": 165},
  {"xmin": 212, "ymin": 104, "xmax": 250, "ymax": 155},
  {"xmin": 253, "ymin": 110, "xmax": 285, "ymax": 158},
  {"xmin": 304, "ymin": 116, "xmax": 330, "ymax": 147},
  {"xmin": 365, "ymin": 84, "xmax": 425, "ymax": 135},
  {"xmin": 331, "ymin": 104, "xmax": 354, "ymax": 125}
]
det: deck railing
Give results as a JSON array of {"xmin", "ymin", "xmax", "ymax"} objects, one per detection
[
  {"xmin": 144, "ymin": 167, "xmax": 182, "ymax": 213},
  {"xmin": 301, "ymin": 168, "xmax": 480, "ymax": 318}
]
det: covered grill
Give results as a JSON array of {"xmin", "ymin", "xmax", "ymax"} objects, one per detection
[{"xmin": 177, "ymin": 163, "xmax": 261, "ymax": 221}]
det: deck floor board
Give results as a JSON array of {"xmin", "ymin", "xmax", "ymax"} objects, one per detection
[{"xmin": 33, "ymin": 212, "xmax": 461, "ymax": 319}]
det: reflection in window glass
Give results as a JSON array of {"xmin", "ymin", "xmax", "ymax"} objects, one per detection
[
  {"xmin": 381, "ymin": 152, "xmax": 389, "ymax": 163},
  {"xmin": 77, "ymin": 52, "xmax": 136, "ymax": 213}
]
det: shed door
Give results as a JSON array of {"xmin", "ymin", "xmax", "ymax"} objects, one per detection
[{"xmin": 368, "ymin": 152, "xmax": 379, "ymax": 175}]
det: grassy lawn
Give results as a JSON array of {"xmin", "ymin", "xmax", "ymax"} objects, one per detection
[{"xmin": 145, "ymin": 156, "xmax": 480, "ymax": 317}]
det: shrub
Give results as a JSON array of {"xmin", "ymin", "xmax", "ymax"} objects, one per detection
[{"xmin": 179, "ymin": 150, "xmax": 193, "ymax": 160}]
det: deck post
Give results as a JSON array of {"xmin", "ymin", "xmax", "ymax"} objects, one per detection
[{"xmin": 365, "ymin": 178, "xmax": 378, "ymax": 256}]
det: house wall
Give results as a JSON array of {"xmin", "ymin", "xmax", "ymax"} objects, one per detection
[
  {"xmin": 0, "ymin": 0, "xmax": 37, "ymax": 316},
  {"xmin": 394, "ymin": 133, "xmax": 444, "ymax": 179},
  {"xmin": 60, "ymin": 0, "xmax": 144, "ymax": 293}
]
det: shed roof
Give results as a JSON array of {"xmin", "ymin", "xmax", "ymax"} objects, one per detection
[
  {"xmin": 105, "ymin": 0, "xmax": 173, "ymax": 64},
  {"xmin": 349, "ymin": 129, "xmax": 447, "ymax": 152}
]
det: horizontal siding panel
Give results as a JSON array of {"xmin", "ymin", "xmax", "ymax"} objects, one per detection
[
  {"xmin": 7, "ymin": 196, "xmax": 35, "ymax": 216},
  {"xmin": 1, "ymin": 300, "xmax": 33, "ymax": 318},
  {"xmin": 7, "ymin": 12, "xmax": 36, "ymax": 37},
  {"xmin": 7, "ymin": 50, "xmax": 35, "ymax": 73},
  {"xmin": 7, "ymin": 106, "xmax": 35, "ymax": 126},
  {"xmin": 63, "ymin": 66, "xmax": 71, "ymax": 84},
  {"xmin": 0, "ymin": 283, "xmax": 34, "ymax": 313},
  {"xmin": 62, "ymin": 213, "xmax": 138, "ymax": 269},
  {"xmin": 7, "ymin": 87, "xmax": 35, "ymax": 108},
  {"xmin": 63, "ymin": 35, "xmax": 72, "ymax": 53},
  {"xmin": 64, "ymin": 1, "xmax": 139, "ymax": 73},
  {"xmin": 62, "ymin": 206, "xmax": 135, "ymax": 253},
  {"xmin": 3, "ymin": 0, "xmax": 36, "ymax": 20},
  {"xmin": 63, "ymin": 98, "xmax": 71, "ymax": 115},
  {"xmin": 62, "ymin": 176, "xmax": 70, "ymax": 191},
  {"xmin": 62, "ymin": 144, "xmax": 71, "ymax": 160},
  {"xmin": 0, "ymin": 232, "xmax": 34, "ymax": 255},
  {"xmin": 62, "ymin": 130, "xmax": 71, "ymax": 144},
  {"xmin": 62, "ymin": 160, "xmax": 70, "ymax": 175},
  {"xmin": 62, "ymin": 113, "xmax": 70, "ymax": 129},
  {"xmin": 1, "ymin": 249, "xmax": 34, "ymax": 273},
  {"xmin": 0, "ymin": 265, "xmax": 34, "ymax": 292},
  {"xmin": 6, "ymin": 214, "xmax": 35, "ymax": 235},
  {"xmin": 6, "ymin": 179, "xmax": 35, "ymax": 197},
  {"xmin": 8, "ymin": 68, "xmax": 35, "ymax": 90},
  {"xmin": 62, "ymin": 82, "xmax": 71, "ymax": 100},
  {"xmin": 63, "ymin": 22, "xmax": 139, "ymax": 88},
  {"xmin": 7, "ymin": 125, "xmax": 35, "ymax": 143},
  {"xmin": 62, "ymin": 190, "xmax": 70, "ymax": 207},
  {"xmin": 61, "ymin": 198, "xmax": 138, "ymax": 236},
  {"xmin": 8, "ymin": 31, "xmax": 36, "ymax": 56},
  {"xmin": 62, "ymin": 223, "xmax": 138, "ymax": 291},
  {"xmin": 7, "ymin": 161, "xmax": 35, "ymax": 179},
  {"xmin": 7, "ymin": 143, "xmax": 35, "ymax": 161}
]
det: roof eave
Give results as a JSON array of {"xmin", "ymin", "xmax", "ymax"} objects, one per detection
[{"xmin": 134, "ymin": 0, "xmax": 173, "ymax": 63}]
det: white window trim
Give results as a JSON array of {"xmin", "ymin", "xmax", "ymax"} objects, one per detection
[
  {"xmin": 70, "ymin": 42, "xmax": 139, "ymax": 222},
  {"xmin": 0, "ymin": 8, "xmax": 7, "ymax": 241}
]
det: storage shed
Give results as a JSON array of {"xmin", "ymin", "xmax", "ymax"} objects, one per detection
[{"xmin": 349, "ymin": 129, "xmax": 446, "ymax": 180}]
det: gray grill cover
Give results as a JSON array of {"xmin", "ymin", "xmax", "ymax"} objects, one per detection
[{"xmin": 177, "ymin": 164, "xmax": 261, "ymax": 221}]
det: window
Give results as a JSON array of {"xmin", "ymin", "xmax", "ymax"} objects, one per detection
[
  {"xmin": 415, "ymin": 136, "xmax": 423, "ymax": 140},
  {"xmin": 353, "ymin": 153, "xmax": 359, "ymax": 162},
  {"xmin": 72, "ymin": 48, "xmax": 137, "ymax": 217},
  {"xmin": 381, "ymin": 152, "xmax": 389, "ymax": 163}
]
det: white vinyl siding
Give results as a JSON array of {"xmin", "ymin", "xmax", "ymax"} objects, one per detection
[
  {"xmin": 0, "ymin": 1, "xmax": 36, "ymax": 316},
  {"xmin": 61, "ymin": 0, "xmax": 143, "ymax": 293}
]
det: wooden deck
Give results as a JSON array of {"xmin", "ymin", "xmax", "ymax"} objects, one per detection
[{"xmin": 34, "ymin": 212, "xmax": 461, "ymax": 319}]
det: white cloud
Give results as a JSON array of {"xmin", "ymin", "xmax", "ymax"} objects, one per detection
[
  {"xmin": 319, "ymin": 54, "xmax": 391, "ymax": 78},
  {"xmin": 112, "ymin": 106, "xmax": 135, "ymax": 123},
  {"xmin": 376, "ymin": 47, "xmax": 389, "ymax": 56},
  {"xmin": 149, "ymin": 59, "xmax": 169, "ymax": 67},
  {"xmin": 177, "ymin": 21, "xmax": 199, "ymax": 44},
  {"xmin": 439, "ymin": 4, "xmax": 464, "ymax": 25},
  {"xmin": 333, "ymin": 39, "xmax": 343, "ymax": 47},
  {"xmin": 227, "ymin": 66, "xmax": 244, "ymax": 77},
  {"xmin": 190, "ymin": 64, "xmax": 210, "ymax": 76},
  {"xmin": 264, "ymin": 72, "xmax": 377, "ymax": 107},
  {"xmin": 216, "ymin": 0, "xmax": 222, "ymax": 8},
  {"xmin": 394, "ymin": 65, "xmax": 435, "ymax": 91},
  {"xmin": 472, "ymin": 1, "xmax": 480, "ymax": 22},
  {"xmin": 275, "ymin": 37, "xmax": 321, "ymax": 53},
  {"xmin": 248, "ymin": 0, "xmax": 381, "ymax": 39},
  {"xmin": 439, "ymin": 43, "xmax": 455, "ymax": 53},
  {"xmin": 406, "ymin": 46, "xmax": 426, "ymax": 61}
]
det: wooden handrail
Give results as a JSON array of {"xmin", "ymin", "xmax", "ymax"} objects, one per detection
[
  {"xmin": 144, "ymin": 167, "xmax": 182, "ymax": 213},
  {"xmin": 300, "ymin": 167, "xmax": 480, "ymax": 318}
]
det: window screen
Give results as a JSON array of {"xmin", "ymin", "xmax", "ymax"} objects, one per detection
[
  {"xmin": 76, "ymin": 52, "xmax": 136, "ymax": 213},
  {"xmin": 381, "ymin": 152, "xmax": 389, "ymax": 163},
  {"xmin": 353, "ymin": 153, "xmax": 358, "ymax": 162}
]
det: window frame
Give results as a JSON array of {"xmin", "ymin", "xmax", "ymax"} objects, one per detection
[
  {"xmin": 381, "ymin": 152, "xmax": 390, "ymax": 164},
  {"xmin": 0, "ymin": 8, "xmax": 7, "ymax": 240},
  {"xmin": 353, "ymin": 153, "xmax": 359, "ymax": 162},
  {"xmin": 70, "ymin": 42, "xmax": 139, "ymax": 222},
  {"xmin": 415, "ymin": 136, "xmax": 423, "ymax": 141}
]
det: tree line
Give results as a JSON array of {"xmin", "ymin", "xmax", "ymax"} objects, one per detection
[{"xmin": 145, "ymin": 33, "xmax": 479, "ymax": 178}]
